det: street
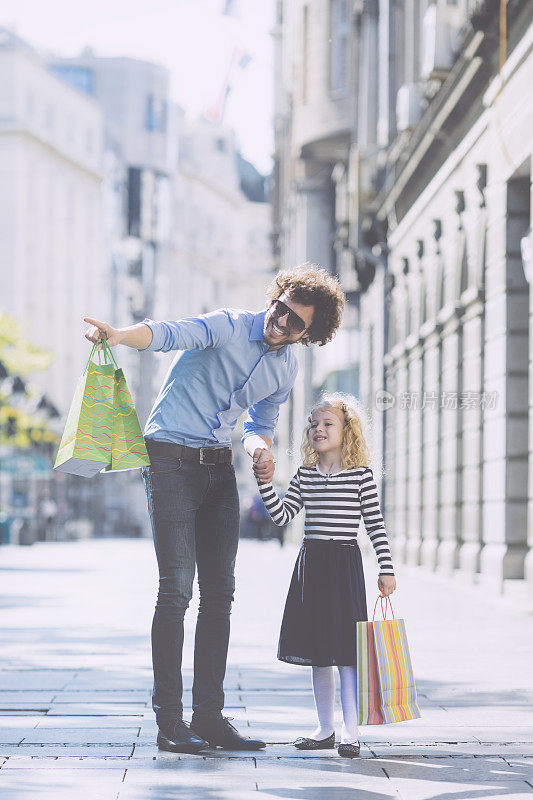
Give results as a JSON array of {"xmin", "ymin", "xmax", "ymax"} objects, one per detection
[{"xmin": 0, "ymin": 536, "xmax": 532, "ymax": 799}]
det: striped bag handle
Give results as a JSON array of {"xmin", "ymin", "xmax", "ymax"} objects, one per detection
[{"xmin": 373, "ymin": 594, "xmax": 395, "ymax": 622}]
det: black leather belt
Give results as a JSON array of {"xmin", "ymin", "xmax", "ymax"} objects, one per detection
[{"xmin": 145, "ymin": 438, "xmax": 233, "ymax": 465}]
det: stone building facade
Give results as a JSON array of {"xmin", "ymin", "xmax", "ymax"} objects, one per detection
[
  {"xmin": 0, "ymin": 30, "xmax": 107, "ymax": 412},
  {"xmin": 273, "ymin": 0, "xmax": 533, "ymax": 593},
  {"xmin": 359, "ymin": 0, "xmax": 533, "ymax": 593}
]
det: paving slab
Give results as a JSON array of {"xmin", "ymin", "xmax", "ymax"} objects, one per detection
[
  {"xmin": 377, "ymin": 755, "xmax": 531, "ymax": 779},
  {"xmin": 0, "ymin": 693, "xmax": 56, "ymax": 705},
  {"xmin": 21, "ymin": 728, "xmax": 140, "ymax": 744},
  {"xmin": 0, "ymin": 756, "xmax": 135, "ymax": 768},
  {"xmin": 50, "ymin": 691, "xmax": 150, "ymax": 702},
  {"xmin": 0, "ymin": 719, "xmax": 40, "ymax": 732},
  {"xmin": 1, "ymin": 744, "xmax": 134, "ymax": 756},
  {"xmin": 118, "ymin": 760, "xmax": 260, "ymax": 800},
  {"xmin": 0, "ymin": 767, "xmax": 126, "ymax": 799},
  {"xmin": 46, "ymin": 703, "xmax": 147, "ymax": 716},
  {"xmin": 387, "ymin": 776, "xmax": 533, "ymax": 800},
  {"xmin": 0, "ymin": 672, "xmax": 77, "ymax": 691},
  {"xmin": 367, "ymin": 743, "xmax": 533, "ymax": 757},
  {"xmin": 35, "ymin": 716, "xmax": 146, "ymax": 729}
]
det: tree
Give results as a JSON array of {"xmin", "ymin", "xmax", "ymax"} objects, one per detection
[{"xmin": 0, "ymin": 314, "xmax": 57, "ymax": 453}]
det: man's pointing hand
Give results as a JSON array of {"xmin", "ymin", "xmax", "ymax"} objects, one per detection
[{"xmin": 84, "ymin": 317, "xmax": 122, "ymax": 348}]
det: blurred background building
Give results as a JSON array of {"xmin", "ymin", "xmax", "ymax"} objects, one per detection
[
  {"xmin": 272, "ymin": 0, "xmax": 361, "ymax": 501},
  {"xmin": 0, "ymin": 24, "xmax": 270, "ymax": 545},
  {"xmin": 272, "ymin": 0, "xmax": 533, "ymax": 596}
]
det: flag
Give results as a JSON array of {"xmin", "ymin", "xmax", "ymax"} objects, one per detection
[
  {"xmin": 204, "ymin": 46, "xmax": 253, "ymax": 124},
  {"xmin": 222, "ymin": 0, "xmax": 243, "ymax": 18}
]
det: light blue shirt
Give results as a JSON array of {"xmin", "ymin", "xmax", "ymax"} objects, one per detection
[{"xmin": 141, "ymin": 308, "xmax": 298, "ymax": 448}]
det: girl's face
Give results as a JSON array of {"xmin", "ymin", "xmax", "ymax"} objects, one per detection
[{"xmin": 308, "ymin": 406, "xmax": 345, "ymax": 457}]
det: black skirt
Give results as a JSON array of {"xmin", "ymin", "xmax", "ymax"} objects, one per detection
[{"xmin": 278, "ymin": 538, "xmax": 368, "ymax": 667}]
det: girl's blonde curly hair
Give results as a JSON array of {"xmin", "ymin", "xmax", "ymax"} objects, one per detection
[{"xmin": 301, "ymin": 393, "xmax": 373, "ymax": 471}]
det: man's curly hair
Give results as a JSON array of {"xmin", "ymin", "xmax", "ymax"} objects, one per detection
[{"xmin": 266, "ymin": 264, "xmax": 345, "ymax": 346}]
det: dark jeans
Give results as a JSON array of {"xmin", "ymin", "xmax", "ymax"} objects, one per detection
[{"xmin": 141, "ymin": 450, "xmax": 240, "ymax": 729}]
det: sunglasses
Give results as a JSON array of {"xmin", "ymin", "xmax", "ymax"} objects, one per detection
[{"xmin": 270, "ymin": 299, "xmax": 308, "ymax": 334}]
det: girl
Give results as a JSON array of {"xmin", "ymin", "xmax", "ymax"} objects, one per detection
[{"xmin": 254, "ymin": 395, "xmax": 396, "ymax": 758}]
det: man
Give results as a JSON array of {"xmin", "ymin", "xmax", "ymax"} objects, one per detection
[{"xmin": 84, "ymin": 265, "xmax": 345, "ymax": 754}]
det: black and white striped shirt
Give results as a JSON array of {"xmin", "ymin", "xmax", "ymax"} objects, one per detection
[{"xmin": 258, "ymin": 465, "xmax": 395, "ymax": 576}]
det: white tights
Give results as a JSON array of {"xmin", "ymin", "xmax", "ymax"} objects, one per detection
[{"xmin": 309, "ymin": 665, "xmax": 359, "ymax": 744}]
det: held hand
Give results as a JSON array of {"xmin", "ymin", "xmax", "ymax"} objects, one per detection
[
  {"xmin": 84, "ymin": 317, "xmax": 122, "ymax": 349},
  {"xmin": 252, "ymin": 448, "xmax": 276, "ymax": 483},
  {"xmin": 378, "ymin": 575, "xmax": 396, "ymax": 597}
]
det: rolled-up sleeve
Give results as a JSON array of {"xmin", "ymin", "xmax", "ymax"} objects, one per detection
[
  {"xmin": 242, "ymin": 362, "xmax": 297, "ymax": 444},
  {"xmin": 141, "ymin": 310, "xmax": 235, "ymax": 352}
]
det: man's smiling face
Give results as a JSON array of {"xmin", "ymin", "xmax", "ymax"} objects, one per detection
[{"xmin": 263, "ymin": 293, "xmax": 315, "ymax": 350}]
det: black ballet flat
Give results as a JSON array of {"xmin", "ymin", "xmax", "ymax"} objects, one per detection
[
  {"xmin": 294, "ymin": 733, "xmax": 335, "ymax": 750},
  {"xmin": 337, "ymin": 741, "xmax": 360, "ymax": 758}
]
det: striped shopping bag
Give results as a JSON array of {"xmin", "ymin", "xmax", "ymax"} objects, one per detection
[{"xmin": 357, "ymin": 596, "xmax": 421, "ymax": 725}]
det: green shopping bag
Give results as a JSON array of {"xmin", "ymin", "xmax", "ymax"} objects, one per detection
[
  {"xmin": 54, "ymin": 341, "xmax": 115, "ymax": 477},
  {"xmin": 101, "ymin": 341, "xmax": 150, "ymax": 472}
]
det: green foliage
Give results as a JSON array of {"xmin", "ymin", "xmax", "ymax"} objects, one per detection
[
  {"xmin": 0, "ymin": 313, "xmax": 57, "ymax": 450},
  {"xmin": 0, "ymin": 314, "xmax": 52, "ymax": 377}
]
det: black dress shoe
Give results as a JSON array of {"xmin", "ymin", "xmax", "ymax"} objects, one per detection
[
  {"xmin": 337, "ymin": 741, "xmax": 360, "ymax": 758},
  {"xmin": 157, "ymin": 720, "xmax": 209, "ymax": 754},
  {"xmin": 190, "ymin": 715, "xmax": 266, "ymax": 750},
  {"xmin": 294, "ymin": 733, "xmax": 335, "ymax": 750}
]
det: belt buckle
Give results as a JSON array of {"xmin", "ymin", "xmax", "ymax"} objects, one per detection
[{"xmin": 199, "ymin": 447, "xmax": 216, "ymax": 465}]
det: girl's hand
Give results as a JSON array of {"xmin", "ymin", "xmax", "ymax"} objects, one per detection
[
  {"xmin": 253, "ymin": 448, "xmax": 275, "ymax": 483},
  {"xmin": 378, "ymin": 575, "xmax": 396, "ymax": 597}
]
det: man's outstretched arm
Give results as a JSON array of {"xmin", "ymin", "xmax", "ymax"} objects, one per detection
[
  {"xmin": 84, "ymin": 318, "xmax": 153, "ymax": 350},
  {"xmin": 84, "ymin": 309, "xmax": 236, "ymax": 353}
]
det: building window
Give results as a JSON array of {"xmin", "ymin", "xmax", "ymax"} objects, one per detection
[
  {"xmin": 26, "ymin": 90, "xmax": 36, "ymax": 116},
  {"xmin": 45, "ymin": 104, "xmax": 55, "ymax": 131},
  {"xmin": 302, "ymin": 5, "xmax": 309, "ymax": 104},
  {"xmin": 66, "ymin": 115, "xmax": 75, "ymax": 144},
  {"xmin": 329, "ymin": 0, "xmax": 350, "ymax": 94},
  {"xmin": 145, "ymin": 94, "xmax": 167, "ymax": 132},
  {"xmin": 50, "ymin": 65, "xmax": 94, "ymax": 95}
]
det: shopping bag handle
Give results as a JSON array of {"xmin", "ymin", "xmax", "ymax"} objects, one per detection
[
  {"xmin": 373, "ymin": 594, "xmax": 395, "ymax": 621},
  {"xmin": 100, "ymin": 338, "xmax": 118, "ymax": 368},
  {"xmin": 84, "ymin": 337, "xmax": 118, "ymax": 374}
]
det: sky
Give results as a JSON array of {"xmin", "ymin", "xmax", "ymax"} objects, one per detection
[{"xmin": 3, "ymin": 0, "xmax": 275, "ymax": 173}]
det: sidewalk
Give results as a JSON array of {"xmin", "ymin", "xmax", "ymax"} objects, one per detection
[{"xmin": 0, "ymin": 536, "xmax": 532, "ymax": 800}]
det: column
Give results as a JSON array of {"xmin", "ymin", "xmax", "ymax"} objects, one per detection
[
  {"xmin": 436, "ymin": 311, "xmax": 462, "ymax": 573},
  {"xmin": 420, "ymin": 324, "xmax": 442, "ymax": 569},
  {"xmin": 405, "ymin": 339, "xmax": 423, "ymax": 564},
  {"xmin": 457, "ymin": 298, "xmax": 484, "ymax": 575}
]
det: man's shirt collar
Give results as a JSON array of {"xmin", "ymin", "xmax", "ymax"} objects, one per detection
[
  {"xmin": 249, "ymin": 310, "xmax": 266, "ymax": 341},
  {"xmin": 250, "ymin": 309, "xmax": 289, "ymax": 357}
]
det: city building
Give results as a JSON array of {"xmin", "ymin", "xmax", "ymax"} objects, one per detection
[
  {"xmin": 160, "ymin": 110, "xmax": 271, "ymax": 320},
  {"xmin": 273, "ymin": 0, "xmax": 533, "ymax": 593},
  {"xmin": 0, "ymin": 29, "xmax": 107, "ymax": 413},
  {"xmin": 48, "ymin": 49, "xmax": 174, "ymax": 427},
  {"xmin": 0, "ymin": 29, "xmax": 111, "ymax": 541},
  {"xmin": 272, "ymin": 0, "xmax": 361, "ymax": 496},
  {"xmin": 354, "ymin": 0, "xmax": 533, "ymax": 594}
]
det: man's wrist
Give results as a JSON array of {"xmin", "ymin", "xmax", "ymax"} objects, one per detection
[{"xmin": 243, "ymin": 435, "xmax": 270, "ymax": 458}]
